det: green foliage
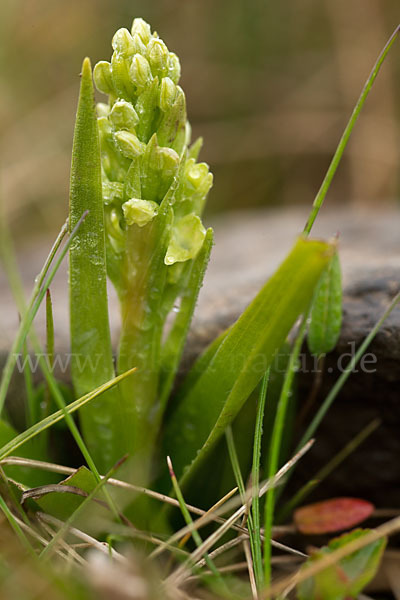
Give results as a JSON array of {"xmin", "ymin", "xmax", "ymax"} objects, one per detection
[
  {"xmin": 35, "ymin": 466, "xmax": 98, "ymax": 522},
  {"xmin": 164, "ymin": 237, "xmax": 334, "ymax": 485},
  {"xmin": 297, "ymin": 529, "xmax": 387, "ymax": 600},
  {"xmin": 0, "ymin": 370, "xmax": 135, "ymax": 462},
  {"xmin": 308, "ymin": 253, "xmax": 342, "ymax": 357},
  {"xmin": 0, "ymin": 420, "xmax": 50, "ymax": 488},
  {"xmin": 69, "ymin": 58, "xmax": 124, "ymax": 473}
]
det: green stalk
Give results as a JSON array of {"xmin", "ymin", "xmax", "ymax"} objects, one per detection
[
  {"xmin": 22, "ymin": 342, "xmax": 36, "ymax": 427},
  {"xmin": 297, "ymin": 292, "xmax": 400, "ymax": 450},
  {"xmin": 0, "ymin": 211, "xmax": 112, "ymax": 496},
  {"xmin": 167, "ymin": 456, "xmax": 222, "ymax": 582},
  {"xmin": 116, "ymin": 200, "xmax": 173, "ymax": 462},
  {"xmin": 264, "ymin": 314, "xmax": 308, "ymax": 586},
  {"xmin": 225, "ymin": 426, "xmax": 259, "ymax": 588},
  {"xmin": 251, "ymin": 370, "xmax": 269, "ymax": 590},
  {"xmin": 0, "ymin": 495, "xmax": 36, "ymax": 558},
  {"xmin": 45, "ymin": 290, "xmax": 54, "ymax": 372},
  {"xmin": 278, "ymin": 418, "xmax": 380, "ymax": 523},
  {"xmin": 158, "ymin": 228, "xmax": 213, "ymax": 412},
  {"xmin": 304, "ymin": 25, "xmax": 400, "ymax": 235},
  {"xmin": 0, "ymin": 218, "xmax": 68, "ymax": 416}
]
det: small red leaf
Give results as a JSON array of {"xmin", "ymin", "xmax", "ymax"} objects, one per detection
[{"xmin": 294, "ymin": 497, "xmax": 374, "ymax": 535}]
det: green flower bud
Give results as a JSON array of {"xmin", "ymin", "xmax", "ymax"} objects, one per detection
[
  {"xmin": 112, "ymin": 28, "xmax": 135, "ymax": 58},
  {"xmin": 105, "ymin": 207, "xmax": 125, "ymax": 254},
  {"xmin": 131, "ymin": 17, "xmax": 152, "ymax": 45},
  {"xmin": 159, "ymin": 77, "xmax": 177, "ymax": 112},
  {"xmin": 111, "ymin": 52, "xmax": 134, "ymax": 102},
  {"xmin": 141, "ymin": 134, "xmax": 180, "ymax": 202},
  {"xmin": 147, "ymin": 38, "xmax": 169, "ymax": 77},
  {"xmin": 185, "ymin": 159, "xmax": 213, "ymax": 213},
  {"xmin": 98, "ymin": 116, "xmax": 113, "ymax": 140},
  {"xmin": 157, "ymin": 86, "xmax": 186, "ymax": 151},
  {"xmin": 96, "ymin": 102, "xmax": 110, "ymax": 118},
  {"xmin": 186, "ymin": 161, "xmax": 211, "ymax": 190},
  {"xmin": 122, "ymin": 198, "xmax": 159, "ymax": 227},
  {"xmin": 165, "ymin": 214, "xmax": 206, "ymax": 265},
  {"xmin": 93, "ymin": 61, "xmax": 114, "ymax": 95},
  {"xmin": 109, "ymin": 100, "xmax": 139, "ymax": 131},
  {"xmin": 114, "ymin": 130, "xmax": 144, "ymax": 159},
  {"xmin": 98, "ymin": 117, "xmax": 129, "ymax": 182},
  {"xmin": 124, "ymin": 160, "xmax": 141, "ymax": 199},
  {"xmin": 173, "ymin": 158, "xmax": 213, "ymax": 218},
  {"xmin": 102, "ymin": 180, "xmax": 124, "ymax": 205},
  {"xmin": 168, "ymin": 52, "xmax": 181, "ymax": 84},
  {"xmin": 129, "ymin": 54, "xmax": 152, "ymax": 93},
  {"xmin": 131, "ymin": 33, "xmax": 147, "ymax": 56},
  {"xmin": 135, "ymin": 78, "xmax": 160, "ymax": 142}
]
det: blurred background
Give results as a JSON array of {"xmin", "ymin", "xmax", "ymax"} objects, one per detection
[{"xmin": 0, "ymin": 0, "xmax": 399, "ymax": 245}]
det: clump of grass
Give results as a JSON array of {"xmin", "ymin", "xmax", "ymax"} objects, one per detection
[{"xmin": 0, "ymin": 16, "xmax": 399, "ymax": 600}]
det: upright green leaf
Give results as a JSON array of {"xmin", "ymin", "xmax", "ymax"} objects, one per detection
[
  {"xmin": 297, "ymin": 529, "xmax": 387, "ymax": 600},
  {"xmin": 69, "ymin": 58, "xmax": 124, "ymax": 472},
  {"xmin": 308, "ymin": 252, "xmax": 342, "ymax": 356},
  {"xmin": 164, "ymin": 237, "xmax": 335, "ymax": 485}
]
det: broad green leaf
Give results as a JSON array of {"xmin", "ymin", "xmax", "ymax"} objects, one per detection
[
  {"xmin": 164, "ymin": 237, "xmax": 334, "ymax": 485},
  {"xmin": 308, "ymin": 252, "xmax": 342, "ymax": 356},
  {"xmin": 35, "ymin": 466, "xmax": 98, "ymax": 521},
  {"xmin": 297, "ymin": 529, "xmax": 387, "ymax": 600},
  {"xmin": 34, "ymin": 466, "xmax": 117, "ymax": 541},
  {"xmin": 295, "ymin": 497, "xmax": 374, "ymax": 535},
  {"xmin": 69, "ymin": 57, "xmax": 125, "ymax": 472}
]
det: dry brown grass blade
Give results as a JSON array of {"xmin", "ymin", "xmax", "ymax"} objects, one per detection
[
  {"xmin": 12, "ymin": 513, "xmax": 75, "ymax": 564},
  {"xmin": 2, "ymin": 457, "xmax": 227, "ymax": 518},
  {"xmin": 244, "ymin": 539, "xmax": 258, "ymax": 599},
  {"xmin": 153, "ymin": 439, "xmax": 313, "ymax": 563},
  {"xmin": 2, "ymin": 456, "xmax": 302, "ymax": 556},
  {"xmin": 196, "ymin": 534, "xmax": 248, "ymax": 568},
  {"xmin": 165, "ymin": 441, "xmax": 313, "ymax": 587},
  {"xmin": 37, "ymin": 518, "xmax": 87, "ymax": 566},
  {"xmin": 36, "ymin": 512, "xmax": 129, "ymax": 565},
  {"xmin": 179, "ymin": 485, "xmax": 238, "ymax": 548}
]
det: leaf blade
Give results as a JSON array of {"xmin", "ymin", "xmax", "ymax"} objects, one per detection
[
  {"xmin": 164, "ymin": 237, "xmax": 334, "ymax": 484},
  {"xmin": 297, "ymin": 529, "xmax": 387, "ymax": 600},
  {"xmin": 294, "ymin": 498, "xmax": 374, "ymax": 535},
  {"xmin": 69, "ymin": 57, "xmax": 124, "ymax": 471},
  {"xmin": 308, "ymin": 252, "xmax": 342, "ymax": 356}
]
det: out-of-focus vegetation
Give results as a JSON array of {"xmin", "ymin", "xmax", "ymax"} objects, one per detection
[{"xmin": 1, "ymin": 0, "xmax": 399, "ymax": 243}]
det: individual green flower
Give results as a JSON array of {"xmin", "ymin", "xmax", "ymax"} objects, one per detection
[{"xmin": 122, "ymin": 198, "xmax": 159, "ymax": 227}]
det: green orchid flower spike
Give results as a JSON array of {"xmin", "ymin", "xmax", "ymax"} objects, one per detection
[{"xmin": 91, "ymin": 18, "xmax": 213, "ymax": 469}]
